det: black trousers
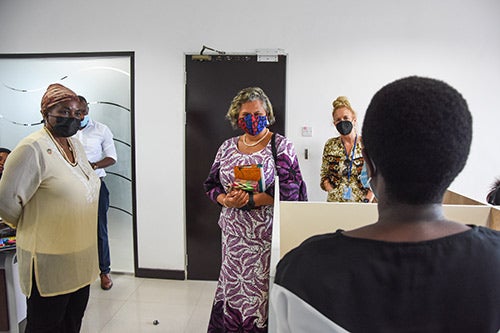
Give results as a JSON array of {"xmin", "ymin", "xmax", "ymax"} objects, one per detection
[{"xmin": 25, "ymin": 276, "xmax": 90, "ymax": 333}]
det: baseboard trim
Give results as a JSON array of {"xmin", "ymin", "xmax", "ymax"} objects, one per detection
[{"xmin": 135, "ymin": 268, "xmax": 185, "ymax": 280}]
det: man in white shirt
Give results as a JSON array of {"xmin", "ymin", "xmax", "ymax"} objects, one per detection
[{"xmin": 75, "ymin": 96, "xmax": 117, "ymax": 290}]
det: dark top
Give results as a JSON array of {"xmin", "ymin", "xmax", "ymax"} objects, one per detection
[{"xmin": 274, "ymin": 226, "xmax": 500, "ymax": 333}]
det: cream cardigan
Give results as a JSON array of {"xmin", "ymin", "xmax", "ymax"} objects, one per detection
[{"xmin": 0, "ymin": 128, "xmax": 100, "ymax": 297}]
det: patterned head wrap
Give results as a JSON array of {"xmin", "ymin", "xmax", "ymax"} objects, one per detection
[{"xmin": 40, "ymin": 83, "xmax": 79, "ymax": 114}]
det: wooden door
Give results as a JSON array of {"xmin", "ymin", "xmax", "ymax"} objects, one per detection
[{"xmin": 185, "ymin": 54, "xmax": 286, "ymax": 280}]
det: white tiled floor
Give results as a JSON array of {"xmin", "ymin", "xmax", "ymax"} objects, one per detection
[{"xmin": 81, "ymin": 274, "xmax": 216, "ymax": 333}]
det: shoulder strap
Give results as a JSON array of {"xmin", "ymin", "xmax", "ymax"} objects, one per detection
[{"xmin": 271, "ymin": 133, "xmax": 278, "ymax": 163}]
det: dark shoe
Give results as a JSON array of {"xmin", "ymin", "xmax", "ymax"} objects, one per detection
[{"xmin": 100, "ymin": 273, "xmax": 113, "ymax": 290}]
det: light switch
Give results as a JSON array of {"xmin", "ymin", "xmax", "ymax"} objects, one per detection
[{"xmin": 301, "ymin": 126, "xmax": 313, "ymax": 137}]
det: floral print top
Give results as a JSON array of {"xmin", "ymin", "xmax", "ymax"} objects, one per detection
[{"xmin": 320, "ymin": 136, "xmax": 369, "ymax": 202}]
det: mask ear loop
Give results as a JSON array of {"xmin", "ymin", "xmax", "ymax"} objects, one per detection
[{"xmin": 42, "ymin": 111, "xmax": 54, "ymax": 131}]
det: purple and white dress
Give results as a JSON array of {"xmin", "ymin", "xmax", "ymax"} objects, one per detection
[{"xmin": 204, "ymin": 133, "xmax": 306, "ymax": 332}]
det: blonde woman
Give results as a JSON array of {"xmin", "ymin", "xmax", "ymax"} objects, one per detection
[{"xmin": 320, "ymin": 96, "xmax": 373, "ymax": 202}]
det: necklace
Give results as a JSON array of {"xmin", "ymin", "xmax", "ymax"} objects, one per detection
[
  {"xmin": 242, "ymin": 128, "xmax": 270, "ymax": 147},
  {"xmin": 44, "ymin": 127, "xmax": 77, "ymax": 166}
]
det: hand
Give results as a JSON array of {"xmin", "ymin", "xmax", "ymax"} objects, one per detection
[
  {"xmin": 366, "ymin": 190, "xmax": 375, "ymax": 203},
  {"xmin": 324, "ymin": 180, "xmax": 334, "ymax": 193},
  {"xmin": 224, "ymin": 189, "xmax": 249, "ymax": 208}
]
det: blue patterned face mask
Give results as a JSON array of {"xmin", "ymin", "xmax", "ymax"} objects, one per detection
[
  {"xmin": 80, "ymin": 115, "xmax": 90, "ymax": 128},
  {"xmin": 237, "ymin": 114, "xmax": 268, "ymax": 136}
]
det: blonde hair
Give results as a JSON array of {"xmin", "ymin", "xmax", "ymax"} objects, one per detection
[
  {"xmin": 226, "ymin": 87, "xmax": 275, "ymax": 129},
  {"xmin": 332, "ymin": 96, "xmax": 357, "ymax": 119}
]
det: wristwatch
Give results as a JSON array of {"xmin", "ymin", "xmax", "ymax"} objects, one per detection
[{"xmin": 240, "ymin": 192, "xmax": 255, "ymax": 211}]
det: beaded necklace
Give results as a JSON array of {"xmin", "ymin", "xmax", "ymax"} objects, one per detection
[
  {"xmin": 44, "ymin": 127, "xmax": 77, "ymax": 166},
  {"xmin": 242, "ymin": 128, "xmax": 270, "ymax": 147}
]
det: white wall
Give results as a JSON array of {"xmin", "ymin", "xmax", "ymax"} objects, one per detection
[{"xmin": 1, "ymin": 0, "xmax": 499, "ymax": 272}]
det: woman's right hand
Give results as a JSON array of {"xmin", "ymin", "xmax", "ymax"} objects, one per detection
[{"xmin": 323, "ymin": 180, "xmax": 334, "ymax": 193}]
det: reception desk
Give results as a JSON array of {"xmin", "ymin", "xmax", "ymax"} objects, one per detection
[{"xmin": 0, "ymin": 251, "xmax": 26, "ymax": 333}]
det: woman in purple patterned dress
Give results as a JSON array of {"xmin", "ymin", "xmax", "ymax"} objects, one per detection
[{"xmin": 204, "ymin": 87, "xmax": 307, "ymax": 332}]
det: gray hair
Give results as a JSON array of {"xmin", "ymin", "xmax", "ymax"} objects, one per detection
[{"xmin": 226, "ymin": 87, "xmax": 275, "ymax": 129}]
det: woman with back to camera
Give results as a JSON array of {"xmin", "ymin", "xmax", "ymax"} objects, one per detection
[
  {"xmin": 0, "ymin": 83, "xmax": 100, "ymax": 333},
  {"xmin": 320, "ymin": 96, "xmax": 373, "ymax": 202},
  {"xmin": 204, "ymin": 87, "xmax": 307, "ymax": 332},
  {"xmin": 271, "ymin": 76, "xmax": 500, "ymax": 333}
]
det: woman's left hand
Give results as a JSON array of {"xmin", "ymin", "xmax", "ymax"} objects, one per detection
[{"xmin": 225, "ymin": 189, "xmax": 249, "ymax": 208}]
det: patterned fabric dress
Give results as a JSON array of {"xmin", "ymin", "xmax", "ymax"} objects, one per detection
[
  {"xmin": 320, "ymin": 136, "xmax": 368, "ymax": 202},
  {"xmin": 204, "ymin": 133, "xmax": 304, "ymax": 332}
]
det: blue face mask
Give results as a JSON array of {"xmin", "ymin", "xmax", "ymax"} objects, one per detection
[{"xmin": 80, "ymin": 115, "xmax": 90, "ymax": 128}]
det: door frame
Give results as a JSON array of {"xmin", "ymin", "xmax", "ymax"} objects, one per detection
[
  {"xmin": 185, "ymin": 53, "xmax": 287, "ymax": 280},
  {"xmin": 0, "ymin": 52, "xmax": 137, "ymax": 274}
]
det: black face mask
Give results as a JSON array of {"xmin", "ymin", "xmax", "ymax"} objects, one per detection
[
  {"xmin": 335, "ymin": 120, "xmax": 353, "ymax": 135},
  {"xmin": 48, "ymin": 115, "xmax": 81, "ymax": 137}
]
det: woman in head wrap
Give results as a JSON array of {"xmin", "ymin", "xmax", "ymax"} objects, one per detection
[
  {"xmin": 0, "ymin": 83, "xmax": 101, "ymax": 333},
  {"xmin": 320, "ymin": 96, "xmax": 373, "ymax": 202}
]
